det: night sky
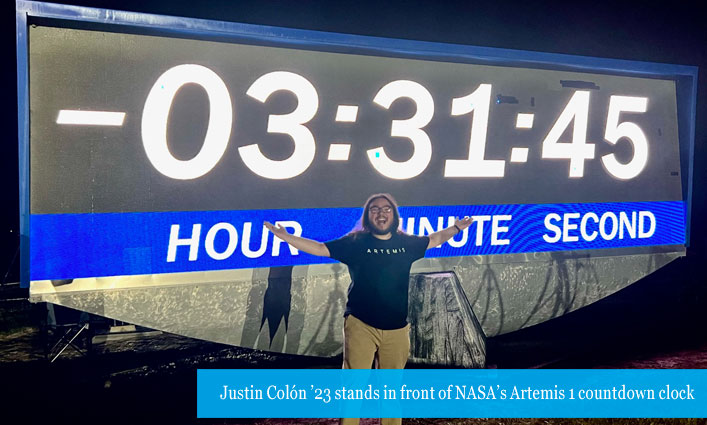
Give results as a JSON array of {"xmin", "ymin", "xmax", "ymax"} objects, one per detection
[{"xmin": 3, "ymin": 0, "xmax": 706, "ymax": 283}]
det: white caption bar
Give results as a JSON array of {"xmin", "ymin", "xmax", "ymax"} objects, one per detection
[{"xmin": 57, "ymin": 110, "xmax": 126, "ymax": 126}]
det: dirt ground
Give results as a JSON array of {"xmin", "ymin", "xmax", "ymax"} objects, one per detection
[
  {"xmin": 1, "ymin": 322, "xmax": 706, "ymax": 425},
  {"xmin": 1, "ymin": 259, "xmax": 706, "ymax": 425}
]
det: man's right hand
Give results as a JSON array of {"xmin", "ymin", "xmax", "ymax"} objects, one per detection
[
  {"xmin": 264, "ymin": 221, "xmax": 287, "ymax": 238},
  {"xmin": 263, "ymin": 221, "xmax": 331, "ymax": 258}
]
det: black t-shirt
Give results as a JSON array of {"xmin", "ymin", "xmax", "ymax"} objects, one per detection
[{"xmin": 325, "ymin": 232, "xmax": 430, "ymax": 330}]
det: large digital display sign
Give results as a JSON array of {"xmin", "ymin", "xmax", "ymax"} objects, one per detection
[{"xmin": 23, "ymin": 14, "xmax": 692, "ymax": 284}]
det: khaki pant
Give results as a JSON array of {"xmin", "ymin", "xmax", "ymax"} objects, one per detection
[{"xmin": 341, "ymin": 314, "xmax": 410, "ymax": 425}]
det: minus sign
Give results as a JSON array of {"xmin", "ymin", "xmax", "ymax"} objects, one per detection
[{"xmin": 56, "ymin": 110, "xmax": 126, "ymax": 126}]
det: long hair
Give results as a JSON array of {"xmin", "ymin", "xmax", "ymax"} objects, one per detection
[{"xmin": 357, "ymin": 193, "xmax": 402, "ymax": 235}]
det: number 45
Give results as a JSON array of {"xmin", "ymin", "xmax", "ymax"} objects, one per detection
[{"xmin": 542, "ymin": 91, "xmax": 648, "ymax": 180}]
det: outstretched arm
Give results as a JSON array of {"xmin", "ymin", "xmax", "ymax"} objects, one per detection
[
  {"xmin": 427, "ymin": 216, "xmax": 474, "ymax": 249},
  {"xmin": 264, "ymin": 221, "xmax": 331, "ymax": 257}
]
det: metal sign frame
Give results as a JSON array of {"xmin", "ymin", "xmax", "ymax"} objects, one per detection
[{"xmin": 16, "ymin": 0, "xmax": 698, "ymax": 287}]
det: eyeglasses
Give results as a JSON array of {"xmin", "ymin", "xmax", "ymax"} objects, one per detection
[{"xmin": 369, "ymin": 206, "xmax": 392, "ymax": 214}]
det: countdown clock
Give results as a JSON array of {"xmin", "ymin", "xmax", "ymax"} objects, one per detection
[{"xmin": 20, "ymin": 4, "xmax": 694, "ymax": 282}]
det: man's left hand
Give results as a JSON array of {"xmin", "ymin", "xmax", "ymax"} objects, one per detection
[{"xmin": 454, "ymin": 216, "xmax": 474, "ymax": 231}]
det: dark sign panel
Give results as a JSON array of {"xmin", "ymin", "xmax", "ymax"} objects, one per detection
[
  {"xmin": 31, "ymin": 26, "xmax": 683, "ymax": 212},
  {"xmin": 27, "ymin": 24, "xmax": 687, "ymax": 281}
]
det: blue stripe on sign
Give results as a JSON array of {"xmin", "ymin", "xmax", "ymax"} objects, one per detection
[
  {"xmin": 30, "ymin": 201, "xmax": 685, "ymax": 280},
  {"xmin": 196, "ymin": 369, "xmax": 705, "ymax": 418}
]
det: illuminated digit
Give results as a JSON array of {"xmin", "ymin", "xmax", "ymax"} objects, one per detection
[
  {"xmin": 239, "ymin": 72, "xmax": 318, "ymax": 180},
  {"xmin": 204, "ymin": 223, "xmax": 238, "ymax": 260},
  {"xmin": 142, "ymin": 65, "xmax": 232, "ymax": 180},
  {"xmin": 444, "ymin": 84, "xmax": 505, "ymax": 177},
  {"xmin": 367, "ymin": 80, "xmax": 433, "ymax": 180},
  {"xmin": 601, "ymin": 96, "xmax": 649, "ymax": 180},
  {"xmin": 541, "ymin": 90, "xmax": 594, "ymax": 178}
]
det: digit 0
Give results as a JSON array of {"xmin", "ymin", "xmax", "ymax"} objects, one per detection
[{"xmin": 142, "ymin": 64, "xmax": 233, "ymax": 180}]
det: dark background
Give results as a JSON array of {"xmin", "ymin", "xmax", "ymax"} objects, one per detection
[
  {"xmin": 3, "ymin": 2, "xmax": 705, "ymax": 281},
  {"xmin": 1, "ymin": 3, "xmax": 706, "ymax": 423}
]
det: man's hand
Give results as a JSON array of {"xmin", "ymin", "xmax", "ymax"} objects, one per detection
[
  {"xmin": 264, "ymin": 221, "xmax": 288, "ymax": 238},
  {"xmin": 263, "ymin": 221, "xmax": 330, "ymax": 258},
  {"xmin": 454, "ymin": 216, "xmax": 474, "ymax": 232},
  {"xmin": 427, "ymin": 216, "xmax": 474, "ymax": 249}
]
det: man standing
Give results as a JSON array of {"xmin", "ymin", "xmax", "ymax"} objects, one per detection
[{"xmin": 264, "ymin": 193, "xmax": 472, "ymax": 423}]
